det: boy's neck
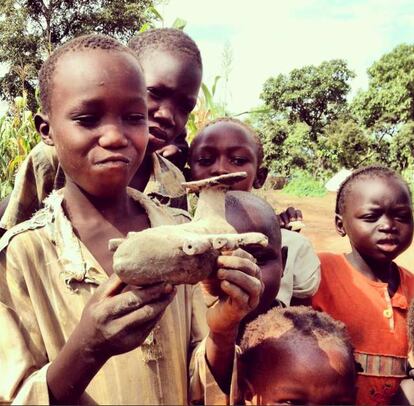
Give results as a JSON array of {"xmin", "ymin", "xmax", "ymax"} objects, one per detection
[
  {"xmin": 129, "ymin": 154, "xmax": 152, "ymax": 192},
  {"xmin": 63, "ymin": 180, "xmax": 135, "ymax": 225},
  {"xmin": 345, "ymin": 250, "xmax": 400, "ymax": 292}
]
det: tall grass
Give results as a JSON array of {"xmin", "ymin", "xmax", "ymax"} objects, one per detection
[{"xmin": 0, "ymin": 95, "xmax": 39, "ymax": 199}]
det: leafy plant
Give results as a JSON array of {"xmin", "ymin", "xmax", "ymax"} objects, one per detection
[
  {"xmin": 0, "ymin": 94, "xmax": 39, "ymax": 198},
  {"xmin": 282, "ymin": 171, "xmax": 327, "ymax": 197},
  {"xmin": 187, "ymin": 76, "xmax": 227, "ymax": 142}
]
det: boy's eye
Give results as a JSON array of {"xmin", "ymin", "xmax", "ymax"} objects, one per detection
[
  {"xmin": 231, "ymin": 156, "xmax": 249, "ymax": 166},
  {"xmin": 361, "ymin": 213, "xmax": 379, "ymax": 222},
  {"xmin": 197, "ymin": 157, "xmax": 214, "ymax": 166},
  {"xmin": 147, "ymin": 87, "xmax": 163, "ymax": 99},
  {"xmin": 394, "ymin": 211, "xmax": 413, "ymax": 222},
  {"xmin": 74, "ymin": 115, "xmax": 99, "ymax": 127},
  {"xmin": 124, "ymin": 113, "xmax": 146, "ymax": 124}
]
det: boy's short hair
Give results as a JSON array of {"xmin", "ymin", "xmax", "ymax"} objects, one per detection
[
  {"xmin": 128, "ymin": 28, "xmax": 202, "ymax": 69},
  {"xmin": 194, "ymin": 117, "xmax": 264, "ymax": 167},
  {"xmin": 39, "ymin": 34, "xmax": 137, "ymax": 115},
  {"xmin": 335, "ymin": 165, "xmax": 412, "ymax": 215},
  {"xmin": 226, "ymin": 190, "xmax": 280, "ymax": 243},
  {"xmin": 240, "ymin": 306, "xmax": 354, "ymax": 360}
]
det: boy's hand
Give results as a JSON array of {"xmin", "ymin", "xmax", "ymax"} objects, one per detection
[
  {"xmin": 157, "ymin": 144, "xmax": 181, "ymax": 158},
  {"xmin": 204, "ymin": 248, "xmax": 263, "ymax": 335},
  {"xmin": 278, "ymin": 206, "xmax": 304, "ymax": 231},
  {"xmin": 75, "ymin": 274, "xmax": 175, "ymax": 360}
]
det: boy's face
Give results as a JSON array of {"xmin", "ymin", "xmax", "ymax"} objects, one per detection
[
  {"xmin": 140, "ymin": 49, "xmax": 202, "ymax": 153},
  {"xmin": 40, "ymin": 50, "xmax": 148, "ymax": 198},
  {"xmin": 336, "ymin": 177, "xmax": 413, "ymax": 264},
  {"xmin": 190, "ymin": 122, "xmax": 262, "ymax": 191},
  {"xmin": 246, "ymin": 336, "xmax": 356, "ymax": 405}
]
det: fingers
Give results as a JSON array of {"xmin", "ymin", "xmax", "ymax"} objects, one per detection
[
  {"xmin": 278, "ymin": 207, "xmax": 304, "ymax": 229},
  {"xmin": 158, "ymin": 144, "xmax": 179, "ymax": 158},
  {"xmin": 217, "ymin": 269, "xmax": 262, "ymax": 308},
  {"xmin": 120, "ymin": 290, "xmax": 176, "ymax": 328},
  {"xmin": 104, "ymin": 283, "xmax": 173, "ymax": 319},
  {"xmin": 217, "ymin": 249, "xmax": 259, "ymax": 277},
  {"xmin": 93, "ymin": 273, "xmax": 126, "ymax": 302}
]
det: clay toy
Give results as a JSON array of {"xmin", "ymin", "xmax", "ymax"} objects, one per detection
[{"xmin": 109, "ymin": 172, "xmax": 268, "ymax": 286}]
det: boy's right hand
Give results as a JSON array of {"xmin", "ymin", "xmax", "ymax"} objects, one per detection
[{"xmin": 76, "ymin": 274, "xmax": 175, "ymax": 360}]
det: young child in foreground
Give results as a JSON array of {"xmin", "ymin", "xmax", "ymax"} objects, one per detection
[
  {"xmin": 311, "ymin": 165, "xmax": 414, "ymax": 405},
  {"xmin": 0, "ymin": 28, "xmax": 200, "ymax": 233},
  {"xmin": 189, "ymin": 117, "xmax": 320, "ymax": 307},
  {"xmin": 239, "ymin": 306, "xmax": 357, "ymax": 405},
  {"xmin": 0, "ymin": 35, "xmax": 262, "ymax": 405}
]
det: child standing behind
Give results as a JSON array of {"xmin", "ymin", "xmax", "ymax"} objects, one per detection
[
  {"xmin": 189, "ymin": 117, "xmax": 320, "ymax": 306},
  {"xmin": 312, "ymin": 165, "xmax": 414, "ymax": 405}
]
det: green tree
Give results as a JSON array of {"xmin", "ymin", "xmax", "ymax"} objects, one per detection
[
  {"xmin": 0, "ymin": 0, "xmax": 160, "ymax": 110},
  {"xmin": 352, "ymin": 44, "xmax": 414, "ymax": 132},
  {"xmin": 388, "ymin": 121, "xmax": 414, "ymax": 171},
  {"xmin": 253, "ymin": 111, "xmax": 314, "ymax": 177},
  {"xmin": 318, "ymin": 117, "xmax": 372, "ymax": 172},
  {"xmin": 260, "ymin": 59, "xmax": 355, "ymax": 141}
]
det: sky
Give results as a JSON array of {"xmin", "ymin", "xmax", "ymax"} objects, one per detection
[
  {"xmin": 1, "ymin": 0, "xmax": 413, "ymax": 116},
  {"xmin": 157, "ymin": 0, "xmax": 414, "ymax": 115}
]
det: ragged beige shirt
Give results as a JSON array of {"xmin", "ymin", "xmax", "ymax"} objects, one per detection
[
  {"xmin": 0, "ymin": 188, "xmax": 227, "ymax": 405},
  {"xmin": 0, "ymin": 142, "xmax": 187, "ymax": 231}
]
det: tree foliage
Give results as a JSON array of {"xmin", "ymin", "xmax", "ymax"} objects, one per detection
[
  {"xmin": 260, "ymin": 59, "xmax": 355, "ymax": 141},
  {"xmin": 318, "ymin": 117, "xmax": 372, "ymax": 171},
  {"xmin": 352, "ymin": 44, "xmax": 414, "ymax": 131},
  {"xmin": 0, "ymin": 0, "xmax": 159, "ymax": 110}
]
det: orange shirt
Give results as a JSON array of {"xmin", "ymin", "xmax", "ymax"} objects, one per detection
[{"xmin": 312, "ymin": 252, "xmax": 414, "ymax": 405}]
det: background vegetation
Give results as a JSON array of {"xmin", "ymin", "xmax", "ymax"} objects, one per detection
[{"xmin": 0, "ymin": 2, "xmax": 413, "ymax": 198}]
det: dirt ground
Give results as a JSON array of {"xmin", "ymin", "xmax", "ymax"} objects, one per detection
[{"xmin": 258, "ymin": 190, "xmax": 414, "ymax": 270}]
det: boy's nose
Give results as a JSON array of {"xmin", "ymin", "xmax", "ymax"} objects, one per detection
[
  {"xmin": 211, "ymin": 158, "xmax": 230, "ymax": 176},
  {"xmin": 99, "ymin": 125, "xmax": 128, "ymax": 148},
  {"xmin": 378, "ymin": 217, "xmax": 397, "ymax": 232},
  {"xmin": 153, "ymin": 103, "xmax": 175, "ymax": 128}
]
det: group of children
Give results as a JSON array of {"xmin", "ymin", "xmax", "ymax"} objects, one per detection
[{"xmin": 0, "ymin": 27, "xmax": 413, "ymax": 406}]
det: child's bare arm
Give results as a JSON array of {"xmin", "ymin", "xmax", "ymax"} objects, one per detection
[
  {"xmin": 204, "ymin": 249, "xmax": 262, "ymax": 393},
  {"xmin": 47, "ymin": 274, "xmax": 175, "ymax": 404}
]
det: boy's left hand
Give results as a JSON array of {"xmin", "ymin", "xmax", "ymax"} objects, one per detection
[{"xmin": 204, "ymin": 248, "xmax": 263, "ymax": 335}]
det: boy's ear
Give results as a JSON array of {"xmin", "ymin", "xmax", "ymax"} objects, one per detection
[
  {"xmin": 34, "ymin": 113, "xmax": 54, "ymax": 146},
  {"xmin": 335, "ymin": 214, "xmax": 346, "ymax": 237},
  {"xmin": 253, "ymin": 167, "xmax": 268, "ymax": 189},
  {"xmin": 281, "ymin": 245, "xmax": 288, "ymax": 277}
]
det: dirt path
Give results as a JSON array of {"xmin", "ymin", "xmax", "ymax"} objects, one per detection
[{"xmin": 258, "ymin": 190, "xmax": 414, "ymax": 270}]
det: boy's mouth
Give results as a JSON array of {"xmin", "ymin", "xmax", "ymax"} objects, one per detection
[
  {"xmin": 96, "ymin": 155, "xmax": 130, "ymax": 166},
  {"xmin": 376, "ymin": 238, "xmax": 399, "ymax": 253},
  {"xmin": 149, "ymin": 126, "xmax": 169, "ymax": 148}
]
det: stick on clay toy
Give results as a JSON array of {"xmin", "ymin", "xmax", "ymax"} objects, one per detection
[{"xmin": 109, "ymin": 172, "xmax": 268, "ymax": 286}]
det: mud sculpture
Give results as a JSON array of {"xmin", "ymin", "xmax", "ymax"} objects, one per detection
[{"xmin": 109, "ymin": 172, "xmax": 268, "ymax": 286}]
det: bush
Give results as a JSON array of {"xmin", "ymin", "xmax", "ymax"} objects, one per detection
[
  {"xmin": 0, "ymin": 95, "xmax": 39, "ymax": 199},
  {"xmin": 282, "ymin": 171, "xmax": 327, "ymax": 197}
]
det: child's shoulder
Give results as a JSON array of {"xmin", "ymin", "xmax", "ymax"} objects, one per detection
[
  {"xmin": 0, "ymin": 203, "xmax": 52, "ymax": 254},
  {"xmin": 317, "ymin": 252, "xmax": 350, "ymax": 273},
  {"xmin": 281, "ymin": 229, "xmax": 315, "ymax": 252}
]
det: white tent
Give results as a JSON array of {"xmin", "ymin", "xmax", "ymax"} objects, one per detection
[{"xmin": 325, "ymin": 168, "xmax": 352, "ymax": 192}]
